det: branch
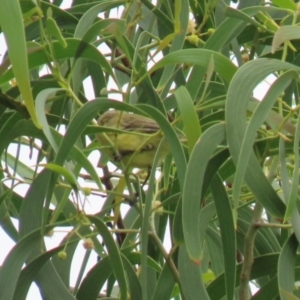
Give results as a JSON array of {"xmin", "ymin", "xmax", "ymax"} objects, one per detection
[
  {"xmin": 148, "ymin": 230, "xmax": 181, "ymax": 285},
  {"xmin": 238, "ymin": 202, "xmax": 263, "ymax": 300}
]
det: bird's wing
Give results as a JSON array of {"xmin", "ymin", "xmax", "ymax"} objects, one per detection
[{"xmin": 123, "ymin": 118, "xmax": 160, "ymax": 133}]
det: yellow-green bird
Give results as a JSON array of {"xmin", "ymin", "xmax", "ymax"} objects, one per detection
[{"xmin": 97, "ymin": 110, "xmax": 171, "ymax": 169}]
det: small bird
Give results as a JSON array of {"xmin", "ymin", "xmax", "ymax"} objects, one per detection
[{"xmin": 97, "ymin": 110, "xmax": 171, "ymax": 169}]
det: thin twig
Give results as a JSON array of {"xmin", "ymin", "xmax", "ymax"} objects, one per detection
[
  {"xmin": 238, "ymin": 203, "xmax": 263, "ymax": 300},
  {"xmin": 101, "ymin": 166, "xmax": 126, "ymax": 246},
  {"xmin": 148, "ymin": 230, "xmax": 181, "ymax": 285},
  {"xmin": 253, "ymin": 222, "xmax": 292, "ymax": 229}
]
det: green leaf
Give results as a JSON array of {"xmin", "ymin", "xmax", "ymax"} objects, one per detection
[
  {"xmin": 149, "ymin": 49, "xmax": 237, "ymax": 87},
  {"xmin": 0, "ymin": 228, "xmax": 46, "ymax": 300},
  {"xmin": 151, "ymin": 264, "xmax": 175, "ymax": 300},
  {"xmin": 88, "ymin": 216, "xmax": 127, "ymax": 300},
  {"xmin": 43, "ymin": 163, "xmax": 77, "ymax": 190},
  {"xmin": 0, "ymin": 39, "xmax": 114, "ymax": 84},
  {"xmin": 183, "ymin": 123, "xmax": 225, "ymax": 262},
  {"xmin": 278, "ymin": 234, "xmax": 298, "ymax": 299},
  {"xmin": 207, "ymin": 253, "xmax": 280, "ymax": 299},
  {"xmin": 272, "ymin": 25, "xmax": 300, "ymax": 52},
  {"xmin": 226, "ymin": 58, "xmax": 299, "ymax": 217},
  {"xmin": 174, "ymin": 86, "xmax": 202, "ymax": 153},
  {"xmin": 211, "ymin": 175, "xmax": 236, "ymax": 300},
  {"xmin": 271, "ymin": 0, "xmax": 296, "ymax": 10},
  {"xmin": 35, "ymin": 88, "xmax": 63, "ymax": 152},
  {"xmin": 12, "ymin": 245, "xmax": 65, "ymax": 299},
  {"xmin": 232, "ymin": 70, "xmax": 298, "ymax": 218},
  {"xmin": 121, "ymin": 254, "xmax": 142, "ymax": 300},
  {"xmin": 284, "ymin": 98, "xmax": 300, "ymax": 222},
  {"xmin": 46, "ymin": 16, "xmax": 67, "ymax": 48},
  {"xmin": 178, "ymin": 245, "xmax": 210, "ymax": 300},
  {"xmin": 0, "ymin": 0, "xmax": 41, "ymax": 128}
]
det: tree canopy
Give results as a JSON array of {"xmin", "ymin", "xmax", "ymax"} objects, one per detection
[{"xmin": 1, "ymin": 0, "xmax": 300, "ymax": 299}]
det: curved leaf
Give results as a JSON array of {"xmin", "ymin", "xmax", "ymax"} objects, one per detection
[
  {"xmin": 0, "ymin": 0, "xmax": 41, "ymax": 128},
  {"xmin": 183, "ymin": 123, "xmax": 225, "ymax": 261},
  {"xmin": 226, "ymin": 58, "xmax": 300, "ymax": 217}
]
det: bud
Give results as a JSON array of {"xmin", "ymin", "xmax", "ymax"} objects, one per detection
[
  {"xmin": 187, "ymin": 34, "xmax": 199, "ymax": 46},
  {"xmin": 58, "ymin": 251, "xmax": 67, "ymax": 260},
  {"xmin": 241, "ymin": 52, "xmax": 249, "ymax": 63},
  {"xmin": 187, "ymin": 19, "xmax": 196, "ymax": 34},
  {"xmin": 257, "ymin": 26, "xmax": 266, "ymax": 33},
  {"xmin": 83, "ymin": 238, "xmax": 94, "ymax": 250},
  {"xmin": 153, "ymin": 200, "xmax": 164, "ymax": 215},
  {"xmin": 45, "ymin": 229, "xmax": 54, "ymax": 237},
  {"xmin": 82, "ymin": 187, "xmax": 91, "ymax": 196},
  {"xmin": 207, "ymin": 28, "xmax": 215, "ymax": 35}
]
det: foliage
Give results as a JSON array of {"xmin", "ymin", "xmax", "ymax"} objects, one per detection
[{"xmin": 1, "ymin": 0, "xmax": 300, "ymax": 299}]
